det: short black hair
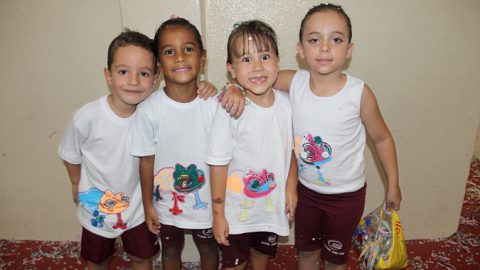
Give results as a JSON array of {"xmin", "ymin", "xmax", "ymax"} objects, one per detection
[{"xmin": 153, "ymin": 17, "xmax": 204, "ymax": 58}]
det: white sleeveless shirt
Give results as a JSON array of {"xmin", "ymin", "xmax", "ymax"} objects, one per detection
[{"xmin": 289, "ymin": 70, "xmax": 366, "ymax": 194}]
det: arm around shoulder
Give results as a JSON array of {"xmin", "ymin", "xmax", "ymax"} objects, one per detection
[
  {"xmin": 274, "ymin": 70, "xmax": 296, "ymax": 92},
  {"xmin": 360, "ymin": 85, "xmax": 402, "ymax": 210}
]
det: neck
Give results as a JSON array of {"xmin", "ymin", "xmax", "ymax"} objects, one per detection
[
  {"xmin": 164, "ymin": 80, "xmax": 198, "ymax": 103},
  {"xmin": 107, "ymin": 95, "xmax": 135, "ymax": 118},
  {"xmin": 246, "ymin": 88, "xmax": 275, "ymax": 108},
  {"xmin": 308, "ymin": 71, "xmax": 346, "ymax": 97}
]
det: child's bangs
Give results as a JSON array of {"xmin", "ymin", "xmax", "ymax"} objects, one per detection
[{"xmin": 235, "ymin": 30, "xmax": 274, "ymax": 56}]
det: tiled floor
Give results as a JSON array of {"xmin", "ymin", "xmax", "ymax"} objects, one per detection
[{"xmin": 1, "ymin": 158, "xmax": 479, "ymax": 269}]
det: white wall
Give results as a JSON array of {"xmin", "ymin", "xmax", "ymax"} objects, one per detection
[{"xmin": 1, "ymin": 0, "xmax": 479, "ymax": 262}]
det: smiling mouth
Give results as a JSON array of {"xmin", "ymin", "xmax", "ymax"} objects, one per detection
[
  {"xmin": 173, "ymin": 67, "xmax": 191, "ymax": 72},
  {"xmin": 249, "ymin": 76, "xmax": 268, "ymax": 84}
]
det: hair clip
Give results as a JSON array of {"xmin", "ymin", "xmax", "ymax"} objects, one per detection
[
  {"xmin": 170, "ymin": 14, "xmax": 179, "ymax": 19},
  {"xmin": 232, "ymin": 22, "xmax": 241, "ymax": 30}
]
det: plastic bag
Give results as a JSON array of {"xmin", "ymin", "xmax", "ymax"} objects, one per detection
[{"xmin": 354, "ymin": 204, "xmax": 408, "ymax": 269}]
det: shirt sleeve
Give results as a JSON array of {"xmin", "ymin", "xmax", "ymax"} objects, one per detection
[
  {"xmin": 58, "ymin": 113, "xmax": 85, "ymax": 164},
  {"xmin": 131, "ymin": 104, "xmax": 157, "ymax": 157},
  {"xmin": 206, "ymin": 105, "xmax": 234, "ymax": 166}
]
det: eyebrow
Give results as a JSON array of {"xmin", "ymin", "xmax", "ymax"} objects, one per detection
[
  {"xmin": 113, "ymin": 64, "xmax": 154, "ymax": 71},
  {"xmin": 307, "ymin": 31, "xmax": 346, "ymax": 36},
  {"xmin": 160, "ymin": 41, "xmax": 197, "ymax": 51}
]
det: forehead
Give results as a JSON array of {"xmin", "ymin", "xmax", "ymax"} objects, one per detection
[
  {"xmin": 159, "ymin": 25, "xmax": 198, "ymax": 46},
  {"xmin": 112, "ymin": 45, "xmax": 155, "ymax": 67},
  {"xmin": 232, "ymin": 34, "xmax": 273, "ymax": 55},
  {"xmin": 304, "ymin": 10, "xmax": 349, "ymax": 34}
]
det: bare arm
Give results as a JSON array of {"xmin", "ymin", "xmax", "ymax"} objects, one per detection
[
  {"xmin": 139, "ymin": 155, "xmax": 160, "ymax": 234},
  {"xmin": 361, "ymin": 85, "xmax": 401, "ymax": 210},
  {"xmin": 273, "ymin": 70, "xmax": 297, "ymax": 92},
  {"xmin": 63, "ymin": 161, "xmax": 81, "ymax": 205},
  {"xmin": 285, "ymin": 151, "xmax": 298, "ymax": 221},
  {"xmin": 210, "ymin": 165, "xmax": 230, "ymax": 246}
]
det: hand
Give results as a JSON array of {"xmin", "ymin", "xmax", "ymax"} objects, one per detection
[
  {"xmin": 386, "ymin": 185, "xmax": 402, "ymax": 211},
  {"xmin": 285, "ymin": 188, "xmax": 298, "ymax": 221},
  {"xmin": 213, "ymin": 216, "xmax": 230, "ymax": 246},
  {"xmin": 220, "ymin": 83, "xmax": 245, "ymax": 119},
  {"xmin": 197, "ymin": 80, "xmax": 217, "ymax": 100},
  {"xmin": 145, "ymin": 206, "xmax": 161, "ymax": 234},
  {"xmin": 71, "ymin": 183, "xmax": 79, "ymax": 206}
]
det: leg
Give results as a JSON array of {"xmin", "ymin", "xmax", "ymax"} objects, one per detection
[
  {"xmin": 120, "ymin": 222, "xmax": 159, "ymax": 270},
  {"xmin": 162, "ymin": 245, "xmax": 183, "ymax": 270},
  {"xmin": 192, "ymin": 229, "xmax": 219, "ymax": 270},
  {"xmin": 297, "ymin": 250, "xmax": 321, "ymax": 270},
  {"xmin": 249, "ymin": 248, "xmax": 270, "ymax": 270},
  {"xmin": 86, "ymin": 258, "xmax": 111, "ymax": 270},
  {"xmin": 128, "ymin": 254, "xmax": 153, "ymax": 270},
  {"xmin": 324, "ymin": 260, "xmax": 347, "ymax": 270},
  {"xmin": 225, "ymin": 261, "xmax": 248, "ymax": 270},
  {"xmin": 159, "ymin": 224, "xmax": 185, "ymax": 270}
]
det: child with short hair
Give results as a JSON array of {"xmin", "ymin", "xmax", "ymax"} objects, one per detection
[
  {"xmin": 131, "ymin": 17, "xmax": 244, "ymax": 270},
  {"xmin": 274, "ymin": 4, "xmax": 402, "ymax": 270},
  {"xmin": 58, "ymin": 29, "xmax": 160, "ymax": 270},
  {"xmin": 207, "ymin": 20, "xmax": 298, "ymax": 270}
]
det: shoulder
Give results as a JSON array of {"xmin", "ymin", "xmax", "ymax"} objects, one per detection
[
  {"xmin": 72, "ymin": 96, "xmax": 105, "ymax": 121},
  {"xmin": 137, "ymin": 89, "xmax": 162, "ymax": 110}
]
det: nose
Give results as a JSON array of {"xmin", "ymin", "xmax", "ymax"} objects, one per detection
[
  {"xmin": 320, "ymin": 41, "xmax": 330, "ymax": 53},
  {"xmin": 175, "ymin": 51, "xmax": 185, "ymax": 62},
  {"xmin": 128, "ymin": 73, "xmax": 139, "ymax": 86},
  {"xmin": 252, "ymin": 59, "xmax": 264, "ymax": 72}
]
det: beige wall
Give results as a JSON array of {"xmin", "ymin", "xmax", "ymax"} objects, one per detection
[{"xmin": 1, "ymin": 0, "xmax": 480, "ymax": 262}]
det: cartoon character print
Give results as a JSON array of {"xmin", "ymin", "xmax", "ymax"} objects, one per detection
[
  {"xmin": 153, "ymin": 163, "xmax": 207, "ymax": 215},
  {"xmin": 294, "ymin": 133, "xmax": 332, "ymax": 185},
  {"xmin": 227, "ymin": 169, "xmax": 277, "ymax": 221},
  {"xmin": 78, "ymin": 188, "xmax": 129, "ymax": 230}
]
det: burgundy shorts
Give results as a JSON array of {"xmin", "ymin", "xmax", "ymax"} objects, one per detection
[
  {"xmin": 159, "ymin": 223, "xmax": 215, "ymax": 249},
  {"xmin": 221, "ymin": 232, "xmax": 278, "ymax": 268},
  {"xmin": 295, "ymin": 182, "xmax": 366, "ymax": 265},
  {"xmin": 81, "ymin": 222, "xmax": 159, "ymax": 265}
]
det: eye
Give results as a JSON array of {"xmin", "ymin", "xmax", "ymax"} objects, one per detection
[
  {"xmin": 185, "ymin": 47, "xmax": 194, "ymax": 53},
  {"xmin": 118, "ymin": 69, "xmax": 127, "ymax": 75},
  {"xmin": 308, "ymin": 38, "xmax": 320, "ymax": 45},
  {"xmin": 163, "ymin": 49, "xmax": 174, "ymax": 55},
  {"xmin": 140, "ymin": 71, "xmax": 151, "ymax": 77},
  {"xmin": 261, "ymin": 54, "xmax": 271, "ymax": 61},
  {"xmin": 240, "ymin": 56, "xmax": 251, "ymax": 63},
  {"xmin": 332, "ymin": 37, "xmax": 344, "ymax": 44}
]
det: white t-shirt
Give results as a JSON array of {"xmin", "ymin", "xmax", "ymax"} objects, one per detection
[
  {"xmin": 131, "ymin": 89, "xmax": 217, "ymax": 229},
  {"xmin": 58, "ymin": 95, "xmax": 144, "ymax": 238},
  {"xmin": 290, "ymin": 70, "xmax": 366, "ymax": 194},
  {"xmin": 206, "ymin": 90, "xmax": 292, "ymax": 236}
]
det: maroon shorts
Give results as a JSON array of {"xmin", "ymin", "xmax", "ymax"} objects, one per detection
[
  {"xmin": 221, "ymin": 232, "xmax": 278, "ymax": 268},
  {"xmin": 81, "ymin": 222, "xmax": 159, "ymax": 265},
  {"xmin": 159, "ymin": 223, "xmax": 215, "ymax": 249},
  {"xmin": 295, "ymin": 182, "xmax": 366, "ymax": 265}
]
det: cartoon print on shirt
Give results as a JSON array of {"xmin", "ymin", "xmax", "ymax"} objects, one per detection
[
  {"xmin": 227, "ymin": 169, "xmax": 277, "ymax": 221},
  {"xmin": 78, "ymin": 188, "xmax": 130, "ymax": 230},
  {"xmin": 294, "ymin": 133, "xmax": 332, "ymax": 185},
  {"xmin": 153, "ymin": 163, "xmax": 207, "ymax": 215}
]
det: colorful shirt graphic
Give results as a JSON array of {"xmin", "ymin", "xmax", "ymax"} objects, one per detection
[{"xmin": 294, "ymin": 133, "xmax": 332, "ymax": 185}]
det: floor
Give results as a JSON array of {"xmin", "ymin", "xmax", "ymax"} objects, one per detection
[{"xmin": 1, "ymin": 158, "xmax": 479, "ymax": 269}]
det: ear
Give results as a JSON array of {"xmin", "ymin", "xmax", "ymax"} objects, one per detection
[
  {"xmin": 104, "ymin": 68, "xmax": 113, "ymax": 87},
  {"xmin": 346, "ymin": 42, "xmax": 354, "ymax": 59},
  {"xmin": 226, "ymin": 63, "xmax": 236, "ymax": 79},
  {"xmin": 200, "ymin": 50, "xmax": 207, "ymax": 67},
  {"xmin": 296, "ymin": 42, "xmax": 305, "ymax": 60}
]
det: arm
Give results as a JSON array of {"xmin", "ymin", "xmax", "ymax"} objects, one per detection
[
  {"xmin": 285, "ymin": 151, "xmax": 298, "ymax": 221},
  {"xmin": 63, "ymin": 161, "xmax": 81, "ymax": 206},
  {"xmin": 210, "ymin": 165, "xmax": 230, "ymax": 246},
  {"xmin": 197, "ymin": 80, "xmax": 218, "ymax": 99},
  {"xmin": 360, "ymin": 85, "xmax": 401, "ymax": 210},
  {"xmin": 139, "ymin": 155, "xmax": 161, "ymax": 234},
  {"xmin": 218, "ymin": 82, "xmax": 246, "ymax": 120},
  {"xmin": 273, "ymin": 70, "xmax": 296, "ymax": 92}
]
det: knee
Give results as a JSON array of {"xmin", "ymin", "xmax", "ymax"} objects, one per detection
[
  {"xmin": 197, "ymin": 243, "xmax": 219, "ymax": 257},
  {"xmin": 127, "ymin": 254, "xmax": 150, "ymax": 265},
  {"xmin": 162, "ymin": 246, "xmax": 182, "ymax": 260},
  {"xmin": 299, "ymin": 249, "xmax": 321, "ymax": 260}
]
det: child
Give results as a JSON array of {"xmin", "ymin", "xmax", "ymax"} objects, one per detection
[
  {"xmin": 207, "ymin": 20, "xmax": 298, "ymax": 270},
  {"xmin": 58, "ymin": 29, "xmax": 160, "ymax": 270},
  {"xmin": 131, "ymin": 17, "xmax": 244, "ymax": 270},
  {"xmin": 274, "ymin": 4, "xmax": 402, "ymax": 270}
]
